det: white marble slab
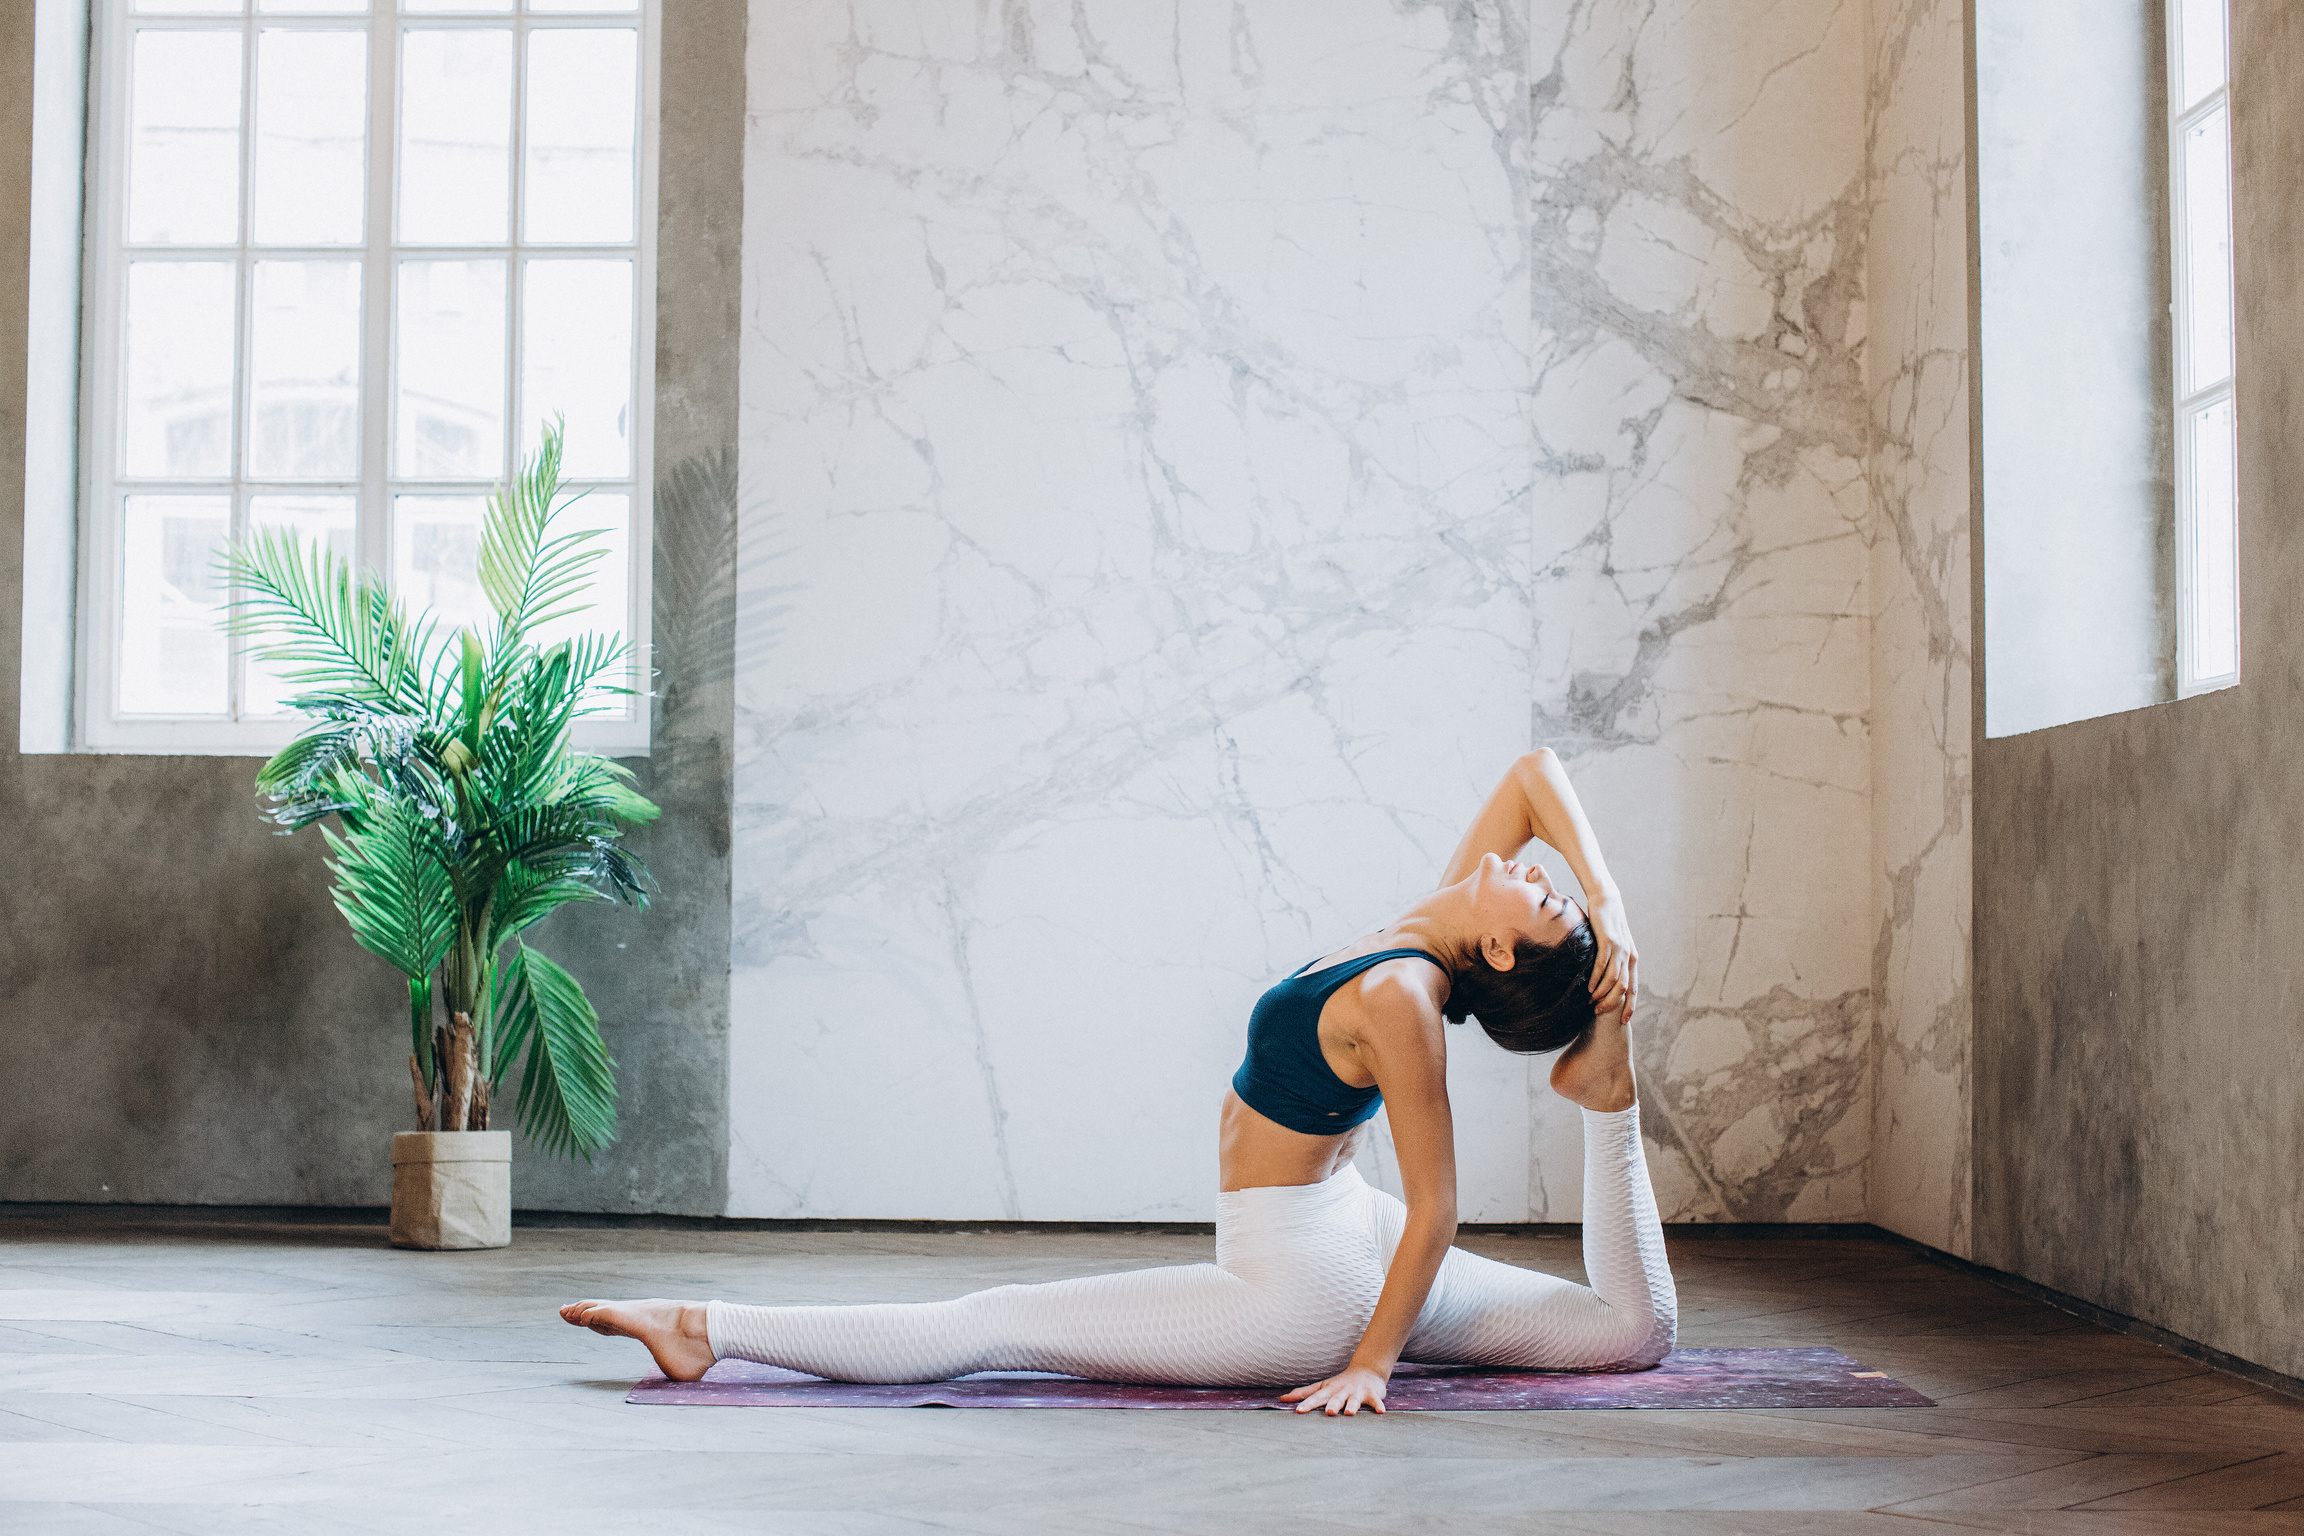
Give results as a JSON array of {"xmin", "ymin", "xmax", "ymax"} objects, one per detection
[
  {"xmin": 729, "ymin": 0, "xmax": 1970, "ymax": 1226},
  {"xmin": 1865, "ymin": 0, "xmax": 1975, "ymax": 1256},
  {"xmin": 733, "ymin": 0, "xmax": 1535, "ymax": 1218},
  {"xmin": 1522, "ymin": 0, "xmax": 1875, "ymax": 1221}
]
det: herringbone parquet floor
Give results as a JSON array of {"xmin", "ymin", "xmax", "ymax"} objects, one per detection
[{"xmin": 2, "ymin": 1217, "xmax": 2299, "ymax": 1533}]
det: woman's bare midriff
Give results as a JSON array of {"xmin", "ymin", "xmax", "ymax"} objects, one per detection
[
  {"xmin": 1218, "ymin": 1088, "xmax": 1368, "ymax": 1192},
  {"xmin": 1219, "ymin": 931, "xmax": 1432, "ymax": 1193}
]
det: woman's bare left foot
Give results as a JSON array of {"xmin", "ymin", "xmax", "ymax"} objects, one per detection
[
  {"xmin": 1550, "ymin": 1003, "xmax": 1635, "ymax": 1112},
  {"xmin": 559, "ymin": 1298, "xmax": 716, "ymax": 1382}
]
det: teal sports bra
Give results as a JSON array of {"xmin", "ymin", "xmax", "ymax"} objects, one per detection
[{"xmin": 1230, "ymin": 948, "xmax": 1446, "ymax": 1135}]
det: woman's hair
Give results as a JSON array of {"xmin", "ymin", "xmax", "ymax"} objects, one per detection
[{"xmin": 1442, "ymin": 919, "xmax": 1600, "ymax": 1054}]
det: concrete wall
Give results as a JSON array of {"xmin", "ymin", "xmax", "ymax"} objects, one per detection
[
  {"xmin": 0, "ymin": 0, "xmax": 744, "ymax": 1214},
  {"xmin": 1973, "ymin": 0, "xmax": 2304, "ymax": 1378}
]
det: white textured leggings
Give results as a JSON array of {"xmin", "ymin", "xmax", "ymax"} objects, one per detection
[{"xmin": 707, "ymin": 1105, "xmax": 1676, "ymax": 1386}]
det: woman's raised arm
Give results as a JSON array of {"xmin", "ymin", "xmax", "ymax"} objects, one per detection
[{"xmin": 1438, "ymin": 750, "xmax": 1638, "ymax": 1018}]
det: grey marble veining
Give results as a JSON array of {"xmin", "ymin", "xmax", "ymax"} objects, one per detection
[
  {"xmin": 733, "ymin": 0, "xmax": 1538, "ymax": 1219},
  {"xmin": 1519, "ymin": 0, "xmax": 1876, "ymax": 1221},
  {"xmin": 1864, "ymin": 0, "xmax": 1973, "ymax": 1256},
  {"xmin": 728, "ymin": 0, "xmax": 1975, "ymax": 1226}
]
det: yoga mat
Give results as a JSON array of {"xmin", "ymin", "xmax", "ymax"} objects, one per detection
[{"xmin": 625, "ymin": 1347, "xmax": 1932, "ymax": 1411}]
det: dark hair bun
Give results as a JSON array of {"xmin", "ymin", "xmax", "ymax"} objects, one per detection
[{"xmin": 1443, "ymin": 919, "xmax": 1600, "ymax": 1055}]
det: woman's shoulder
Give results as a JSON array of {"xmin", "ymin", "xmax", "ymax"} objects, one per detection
[{"xmin": 1335, "ymin": 951, "xmax": 1449, "ymax": 1029}]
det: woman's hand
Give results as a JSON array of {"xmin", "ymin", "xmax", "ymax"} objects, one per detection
[
  {"xmin": 1586, "ymin": 892, "xmax": 1638, "ymax": 1021},
  {"xmin": 1280, "ymin": 1362, "xmax": 1390, "ymax": 1416}
]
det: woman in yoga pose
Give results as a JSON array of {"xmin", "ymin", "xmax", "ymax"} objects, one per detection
[{"xmin": 562, "ymin": 748, "xmax": 1674, "ymax": 1415}]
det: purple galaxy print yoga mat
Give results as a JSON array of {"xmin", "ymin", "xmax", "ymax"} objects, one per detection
[{"xmin": 625, "ymin": 1347, "xmax": 1932, "ymax": 1411}]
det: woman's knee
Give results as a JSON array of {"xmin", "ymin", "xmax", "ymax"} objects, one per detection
[{"xmin": 1606, "ymin": 1300, "xmax": 1676, "ymax": 1369}]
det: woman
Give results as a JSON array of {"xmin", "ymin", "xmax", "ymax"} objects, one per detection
[{"xmin": 562, "ymin": 749, "xmax": 1675, "ymax": 1416}]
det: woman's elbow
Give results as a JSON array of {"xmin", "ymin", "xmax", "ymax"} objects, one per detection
[{"xmin": 1403, "ymin": 1205, "xmax": 1459, "ymax": 1249}]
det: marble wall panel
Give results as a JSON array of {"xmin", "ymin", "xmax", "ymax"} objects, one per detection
[
  {"xmin": 730, "ymin": 0, "xmax": 1962, "ymax": 1225},
  {"xmin": 1865, "ymin": 0, "xmax": 1974, "ymax": 1256},
  {"xmin": 1522, "ymin": 0, "xmax": 1876, "ymax": 1221},
  {"xmin": 731, "ymin": 0, "xmax": 1538, "ymax": 1219}
]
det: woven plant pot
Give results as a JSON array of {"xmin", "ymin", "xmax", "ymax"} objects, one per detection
[{"xmin": 390, "ymin": 1131, "xmax": 512, "ymax": 1250}]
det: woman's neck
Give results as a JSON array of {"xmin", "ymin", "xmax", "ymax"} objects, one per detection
[{"xmin": 1375, "ymin": 893, "xmax": 1471, "ymax": 971}]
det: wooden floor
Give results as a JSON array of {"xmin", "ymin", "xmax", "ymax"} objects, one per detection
[{"xmin": 3, "ymin": 1217, "xmax": 2301, "ymax": 1534}]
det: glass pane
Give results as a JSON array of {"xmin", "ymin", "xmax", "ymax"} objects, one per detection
[
  {"xmin": 120, "ymin": 494, "xmax": 230, "ymax": 714},
  {"xmin": 2182, "ymin": 106, "xmax": 2234, "ymax": 392},
  {"xmin": 127, "ymin": 29, "xmax": 244, "ymax": 245},
  {"xmin": 392, "ymin": 495, "xmax": 494, "ymax": 635},
  {"xmin": 244, "ymin": 494, "xmax": 357, "ymax": 714},
  {"xmin": 520, "ymin": 260, "xmax": 631, "ymax": 477},
  {"xmin": 528, "ymin": 490, "xmax": 628, "ymax": 659},
  {"xmin": 260, "ymin": 0, "xmax": 366, "ymax": 10},
  {"xmin": 250, "ymin": 260, "xmax": 361, "ymax": 479},
  {"xmin": 524, "ymin": 28, "xmax": 637, "ymax": 244},
  {"xmin": 122, "ymin": 262, "xmax": 236, "ymax": 478},
  {"xmin": 2187, "ymin": 397, "xmax": 2239, "ymax": 683},
  {"xmin": 2179, "ymin": 0, "xmax": 2228, "ymax": 112},
  {"xmin": 529, "ymin": 0, "xmax": 639, "ymax": 10},
  {"xmin": 134, "ymin": 1, "xmax": 243, "ymax": 13},
  {"xmin": 395, "ymin": 260, "xmax": 506, "ymax": 479},
  {"xmin": 252, "ymin": 29, "xmax": 367, "ymax": 244},
  {"xmin": 402, "ymin": 0, "xmax": 510, "ymax": 11},
  {"xmin": 399, "ymin": 30, "xmax": 513, "ymax": 245}
]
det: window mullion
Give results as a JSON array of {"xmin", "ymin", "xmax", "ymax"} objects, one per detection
[
  {"xmin": 363, "ymin": 4, "xmax": 397, "ymax": 591},
  {"xmin": 2174, "ymin": 85, "xmax": 2227, "ymax": 138},
  {"xmin": 507, "ymin": 8, "xmax": 529, "ymax": 493},
  {"xmin": 229, "ymin": 8, "xmax": 259, "ymax": 721},
  {"xmin": 2168, "ymin": 0, "xmax": 2239, "ymax": 698}
]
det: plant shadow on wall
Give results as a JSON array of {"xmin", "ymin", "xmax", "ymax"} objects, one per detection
[{"xmin": 217, "ymin": 422, "xmax": 660, "ymax": 1244}]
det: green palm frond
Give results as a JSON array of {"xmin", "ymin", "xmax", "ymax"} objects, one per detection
[
  {"xmin": 219, "ymin": 528, "xmax": 433, "ymax": 714},
  {"xmin": 477, "ymin": 419, "xmax": 612, "ymax": 665},
  {"xmin": 254, "ymin": 714, "xmax": 451, "ymax": 833},
  {"xmin": 491, "ymin": 943, "xmax": 618, "ymax": 1159},
  {"xmin": 489, "ymin": 858, "xmax": 610, "ymax": 947},
  {"xmin": 321, "ymin": 798, "xmax": 454, "ymax": 982}
]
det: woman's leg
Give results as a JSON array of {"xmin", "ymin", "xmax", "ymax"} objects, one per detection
[
  {"xmin": 569, "ymin": 1171, "xmax": 1391, "ymax": 1386},
  {"xmin": 1373, "ymin": 1104, "xmax": 1678, "ymax": 1371},
  {"xmin": 704, "ymin": 1262, "xmax": 1272, "ymax": 1385}
]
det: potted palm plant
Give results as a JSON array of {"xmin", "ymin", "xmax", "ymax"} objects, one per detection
[{"xmin": 222, "ymin": 423, "xmax": 658, "ymax": 1249}]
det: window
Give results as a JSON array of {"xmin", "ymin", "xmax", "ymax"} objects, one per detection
[
  {"xmin": 76, "ymin": 0, "xmax": 655, "ymax": 752},
  {"xmin": 2169, "ymin": 0, "xmax": 2237, "ymax": 696}
]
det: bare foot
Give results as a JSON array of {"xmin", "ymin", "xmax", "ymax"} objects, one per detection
[
  {"xmin": 1549, "ymin": 1003, "xmax": 1635, "ymax": 1112},
  {"xmin": 559, "ymin": 1298, "xmax": 716, "ymax": 1382}
]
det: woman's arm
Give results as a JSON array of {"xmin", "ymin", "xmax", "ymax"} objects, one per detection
[
  {"xmin": 1438, "ymin": 749, "xmax": 1638, "ymax": 1018},
  {"xmin": 1279, "ymin": 982, "xmax": 1457, "ymax": 1416}
]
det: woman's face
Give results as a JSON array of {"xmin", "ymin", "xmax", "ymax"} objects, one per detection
[{"xmin": 1465, "ymin": 851, "xmax": 1584, "ymax": 957}]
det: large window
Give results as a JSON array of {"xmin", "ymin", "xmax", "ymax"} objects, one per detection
[
  {"xmin": 78, "ymin": 0, "xmax": 655, "ymax": 752},
  {"xmin": 2169, "ymin": 0, "xmax": 2237, "ymax": 696}
]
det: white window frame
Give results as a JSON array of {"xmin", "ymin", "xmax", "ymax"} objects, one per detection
[
  {"xmin": 71, "ymin": 0, "xmax": 657, "ymax": 755},
  {"xmin": 2168, "ymin": 0, "xmax": 2238, "ymax": 698}
]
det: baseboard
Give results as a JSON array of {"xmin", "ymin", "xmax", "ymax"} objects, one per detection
[
  {"xmin": 0, "ymin": 1203, "xmax": 1891, "ymax": 1239},
  {"xmin": 1864, "ymin": 1227, "xmax": 2304, "ymax": 1403},
  {"xmin": 0, "ymin": 1201, "xmax": 390, "ymax": 1226}
]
